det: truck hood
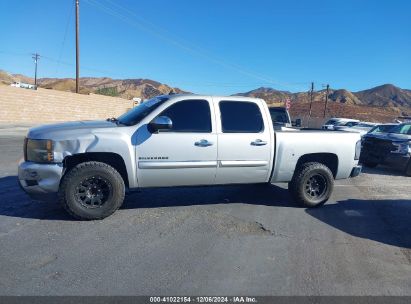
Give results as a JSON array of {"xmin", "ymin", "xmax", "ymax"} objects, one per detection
[
  {"xmin": 386, "ymin": 133, "xmax": 411, "ymax": 142},
  {"xmin": 27, "ymin": 120, "xmax": 118, "ymax": 139},
  {"xmin": 365, "ymin": 132, "xmax": 411, "ymax": 142}
]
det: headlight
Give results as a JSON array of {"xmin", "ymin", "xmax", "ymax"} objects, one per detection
[
  {"xmin": 392, "ymin": 141, "xmax": 411, "ymax": 155},
  {"xmin": 25, "ymin": 138, "xmax": 54, "ymax": 163}
]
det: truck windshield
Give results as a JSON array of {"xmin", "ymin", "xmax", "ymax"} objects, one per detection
[
  {"xmin": 368, "ymin": 124, "xmax": 396, "ymax": 134},
  {"xmin": 388, "ymin": 123, "xmax": 411, "ymax": 135},
  {"xmin": 118, "ymin": 96, "xmax": 169, "ymax": 126}
]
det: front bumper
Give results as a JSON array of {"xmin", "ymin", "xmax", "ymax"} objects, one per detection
[
  {"xmin": 361, "ymin": 148, "xmax": 410, "ymax": 170},
  {"xmin": 18, "ymin": 161, "xmax": 64, "ymax": 196},
  {"xmin": 381, "ymin": 153, "xmax": 411, "ymax": 170},
  {"xmin": 350, "ymin": 165, "xmax": 362, "ymax": 177}
]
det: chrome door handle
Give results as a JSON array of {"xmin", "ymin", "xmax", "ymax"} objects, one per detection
[
  {"xmin": 195, "ymin": 139, "xmax": 213, "ymax": 147},
  {"xmin": 251, "ymin": 139, "xmax": 267, "ymax": 146}
]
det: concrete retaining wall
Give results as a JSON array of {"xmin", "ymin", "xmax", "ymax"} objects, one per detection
[{"xmin": 0, "ymin": 85, "xmax": 133, "ymax": 123}]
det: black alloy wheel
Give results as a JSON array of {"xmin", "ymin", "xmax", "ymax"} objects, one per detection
[{"xmin": 75, "ymin": 176, "xmax": 112, "ymax": 208}]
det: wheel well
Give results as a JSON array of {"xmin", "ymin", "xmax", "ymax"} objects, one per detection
[
  {"xmin": 63, "ymin": 152, "xmax": 129, "ymax": 188},
  {"xmin": 295, "ymin": 153, "xmax": 338, "ymax": 178}
]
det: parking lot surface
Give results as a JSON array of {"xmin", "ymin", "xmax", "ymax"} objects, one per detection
[{"xmin": 0, "ymin": 127, "xmax": 410, "ymax": 295}]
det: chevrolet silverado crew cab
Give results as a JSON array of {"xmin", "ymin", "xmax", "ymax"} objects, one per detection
[{"xmin": 19, "ymin": 94, "xmax": 362, "ymax": 220}]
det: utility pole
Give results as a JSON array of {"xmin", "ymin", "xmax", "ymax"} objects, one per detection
[
  {"xmin": 308, "ymin": 82, "xmax": 314, "ymax": 125},
  {"xmin": 323, "ymin": 84, "xmax": 330, "ymax": 118},
  {"xmin": 75, "ymin": 0, "xmax": 80, "ymax": 93},
  {"xmin": 32, "ymin": 53, "xmax": 40, "ymax": 89}
]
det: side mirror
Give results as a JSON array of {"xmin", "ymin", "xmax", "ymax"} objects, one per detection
[
  {"xmin": 292, "ymin": 118, "xmax": 302, "ymax": 127},
  {"xmin": 148, "ymin": 116, "xmax": 172, "ymax": 133}
]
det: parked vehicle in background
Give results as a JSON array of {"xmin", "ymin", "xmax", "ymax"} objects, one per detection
[
  {"xmin": 322, "ymin": 118, "xmax": 360, "ymax": 130},
  {"xmin": 269, "ymin": 107, "xmax": 292, "ymax": 128},
  {"xmin": 398, "ymin": 116, "xmax": 411, "ymax": 123},
  {"xmin": 268, "ymin": 107, "xmax": 301, "ymax": 131},
  {"xmin": 334, "ymin": 122, "xmax": 377, "ymax": 136},
  {"xmin": 366, "ymin": 123, "xmax": 398, "ymax": 136},
  {"xmin": 360, "ymin": 123, "xmax": 411, "ymax": 176},
  {"xmin": 10, "ymin": 82, "xmax": 36, "ymax": 89}
]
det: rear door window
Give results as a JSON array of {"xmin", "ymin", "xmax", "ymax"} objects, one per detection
[{"xmin": 219, "ymin": 101, "xmax": 264, "ymax": 133}]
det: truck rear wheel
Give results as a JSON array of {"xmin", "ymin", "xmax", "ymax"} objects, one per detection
[
  {"xmin": 58, "ymin": 161, "xmax": 125, "ymax": 220},
  {"xmin": 288, "ymin": 162, "xmax": 334, "ymax": 208}
]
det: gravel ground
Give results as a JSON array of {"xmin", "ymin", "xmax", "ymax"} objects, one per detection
[{"xmin": 0, "ymin": 126, "xmax": 410, "ymax": 295}]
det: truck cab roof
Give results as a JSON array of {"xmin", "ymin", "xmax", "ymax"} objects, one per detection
[{"xmin": 157, "ymin": 93, "xmax": 263, "ymax": 102}]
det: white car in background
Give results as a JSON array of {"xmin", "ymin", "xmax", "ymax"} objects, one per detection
[
  {"xmin": 334, "ymin": 122, "xmax": 378, "ymax": 136},
  {"xmin": 10, "ymin": 82, "xmax": 36, "ymax": 89},
  {"xmin": 322, "ymin": 118, "xmax": 360, "ymax": 130}
]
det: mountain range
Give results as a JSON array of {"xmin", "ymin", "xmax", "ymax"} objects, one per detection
[
  {"xmin": 0, "ymin": 70, "xmax": 186, "ymax": 100},
  {"xmin": 237, "ymin": 84, "xmax": 411, "ymax": 108},
  {"xmin": 1, "ymin": 69, "xmax": 410, "ymax": 111}
]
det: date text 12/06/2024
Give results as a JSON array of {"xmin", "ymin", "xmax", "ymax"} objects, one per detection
[{"xmin": 149, "ymin": 296, "xmax": 257, "ymax": 303}]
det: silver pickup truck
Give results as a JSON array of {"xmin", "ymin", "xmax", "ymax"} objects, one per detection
[{"xmin": 18, "ymin": 94, "xmax": 362, "ymax": 220}]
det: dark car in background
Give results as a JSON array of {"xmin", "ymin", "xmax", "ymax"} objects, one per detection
[
  {"xmin": 269, "ymin": 107, "xmax": 302, "ymax": 130},
  {"xmin": 360, "ymin": 123, "xmax": 411, "ymax": 176},
  {"xmin": 367, "ymin": 123, "xmax": 398, "ymax": 136}
]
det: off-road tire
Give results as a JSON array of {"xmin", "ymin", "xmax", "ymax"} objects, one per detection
[
  {"xmin": 288, "ymin": 162, "xmax": 334, "ymax": 208},
  {"xmin": 58, "ymin": 161, "xmax": 125, "ymax": 220}
]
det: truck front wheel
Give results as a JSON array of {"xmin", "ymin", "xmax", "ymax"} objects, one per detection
[
  {"xmin": 58, "ymin": 161, "xmax": 125, "ymax": 220},
  {"xmin": 288, "ymin": 162, "xmax": 334, "ymax": 208}
]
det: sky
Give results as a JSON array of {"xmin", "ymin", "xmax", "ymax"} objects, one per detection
[{"xmin": 0, "ymin": 0, "xmax": 410, "ymax": 95}]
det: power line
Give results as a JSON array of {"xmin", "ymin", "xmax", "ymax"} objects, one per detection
[
  {"xmin": 41, "ymin": 54, "xmax": 114, "ymax": 75},
  {"xmin": 55, "ymin": 0, "xmax": 74, "ymax": 74},
  {"xmin": 83, "ymin": 0, "xmax": 310, "ymax": 91},
  {"xmin": 0, "ymin": 50, "xmax": 31, "ymax": 57},
  {"xmin": 0, "ymin": 49, "xmax": 315, "ymax": 92}
]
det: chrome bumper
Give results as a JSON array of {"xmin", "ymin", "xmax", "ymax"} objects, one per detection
[{"xmin": 18, "ymin": 160, "xmax": 64, "ymax": 195}]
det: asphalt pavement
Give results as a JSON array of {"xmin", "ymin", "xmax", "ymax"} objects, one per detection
[{"xmin": 0, "ymin": 126, "xmax": 410, "ymax": 295}]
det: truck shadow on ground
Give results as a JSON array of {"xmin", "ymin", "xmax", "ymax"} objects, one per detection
[
  {"xmin": 1, "ymin": 175, "xmax": 411, "ymax": 249},
  {"xmin": 306, "ymin": 199, "xmax": 411, "ymax": 249},
  {"xmin": 361, "ymin": 165, "xmax": 407, "ymax": 177},
  {"xmin": 123, "ymin": 183, "xmax": 293, "ymax": 210},
  {"xmin": 0, "ymin": 176, "xmax": 72, "ymax": 220},
  {"xmin": 0, "ymin": 176, "xmax": 294, "ymax": 221}
]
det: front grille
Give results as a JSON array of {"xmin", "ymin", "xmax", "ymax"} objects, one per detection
[
  {"xmin": 362, "ymin": 137, "xmax": 396, "ymax": 160},
  {"xmin": 25, "ymin": 180, "xmax": 38, "ymax": 187}
]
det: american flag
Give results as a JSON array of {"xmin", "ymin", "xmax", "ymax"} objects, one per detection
[{"xmin": 285, "ymin": 97, "xmax": 291, "ymax": 110}]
